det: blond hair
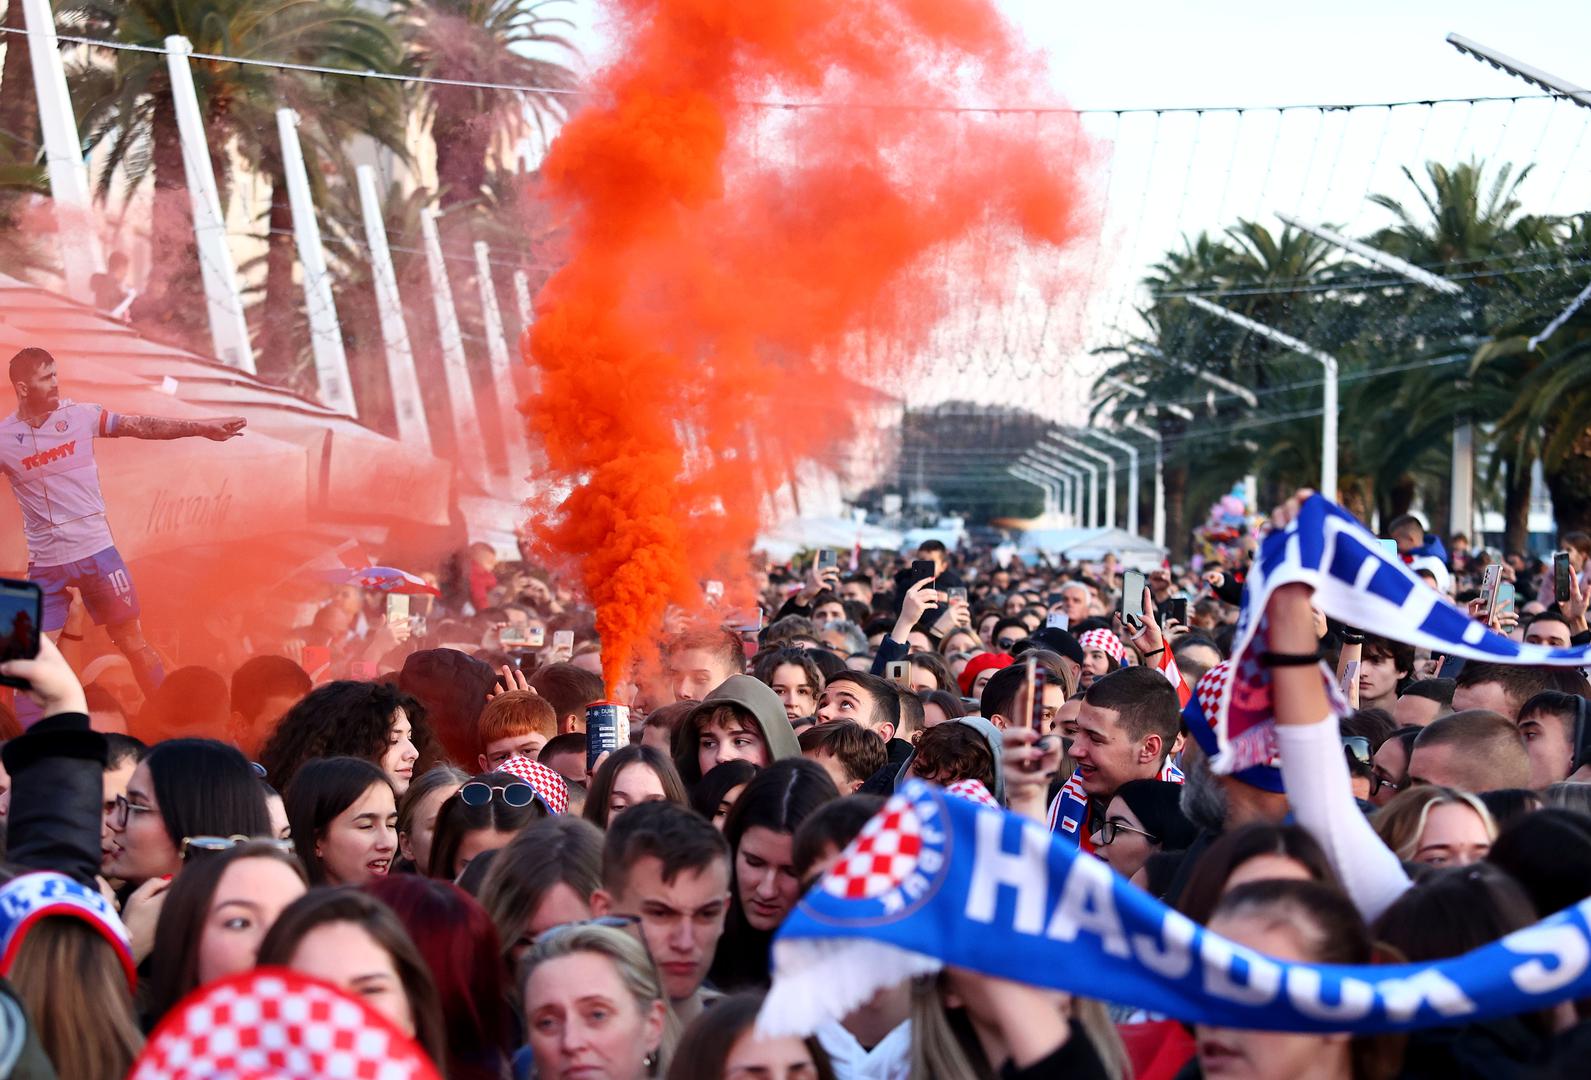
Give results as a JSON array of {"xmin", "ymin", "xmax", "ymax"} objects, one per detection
[{"xmin": 1373, "ymin": 785, "xmax": 1496, "ymax": 861}]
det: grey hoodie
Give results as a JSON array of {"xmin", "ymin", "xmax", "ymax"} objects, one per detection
[
  {"xmin": 894, "ymin": 715, "xmax": 1006, "ymax": 804},
  {"xmin": 690, "ymin": 674, "xmax": 802, "ymax": 765}
]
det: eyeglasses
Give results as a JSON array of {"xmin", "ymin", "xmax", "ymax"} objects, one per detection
[
  {"xmin": 1093, "ymin": 818, "xmax": 1157, "ymax": 846},
  {"xmin": 1341, "ymin": 735, "xmax": 1372, "ymax": 771},
  {"xmin": 180, "ymin": 835, "xmax": 295, "ymax": 860},
  {"xmin": 1369, "ymin": 769, "xmax": 1409, "ymax": 798},
  {"xmin": 524, "ymin": 914, "xmax": 642, "ymax": 951},
  {"xmin": 110, "ymin": 794, "xmax": 156, "ymax": 830},
  {"xmin": 996, "ymin": 637, "xmax": 1024, "ymax": 649},
  {"xmin": 459, "ymin": 781, "xmax": 538, "ymax": 808}
]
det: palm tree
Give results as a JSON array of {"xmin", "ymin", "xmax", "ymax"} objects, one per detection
[
  {"xmin": 64, "ymin": 0, "xmax": 403, "ymax": 355},
  {"xmin": 396, "ymin": 0, "xmax": 578, "ymax": 210}
]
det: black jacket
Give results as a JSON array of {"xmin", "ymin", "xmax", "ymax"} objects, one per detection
[{"xmin": 1, "ymin": 712, "xmax": 107, "ymax": 885}]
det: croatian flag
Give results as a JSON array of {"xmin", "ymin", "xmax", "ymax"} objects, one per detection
[
  {"xmin": 761, "ymin": 780, "xmax": 1591, "ymax": 1038},
  {"xmin": 1211, "ymin": 495, "xmax": 1591, "ymax": 776}
]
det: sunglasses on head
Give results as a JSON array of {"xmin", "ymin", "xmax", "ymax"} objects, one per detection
[
  {"xmin": 459, "ymin": 781, "xmax": 538, "ymax": 808},
  {"xmin": 181, "ymin": 834, "xmax": 295, "ymax": 861},
  {"xmin": 1341, "ymin": 735, "xmax": 1372, "ymax": 769}
]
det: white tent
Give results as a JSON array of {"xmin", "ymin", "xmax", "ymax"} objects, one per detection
[
  {"xmin": 1018, "ymin": 526, "xmax": 1166, "ymax": 570},
  {"xmin": 756, "ymin": 515, "xmax": 904, "ymax": 562}
]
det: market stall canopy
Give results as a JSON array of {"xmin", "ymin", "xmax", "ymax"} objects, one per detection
[
  {"xmin": 757, "ymin": 514, "xmax": 904, "ymax": 562},
  {"xmin": 1018, "ymin": 526, "xmax": 1167, "ymax": 570}
]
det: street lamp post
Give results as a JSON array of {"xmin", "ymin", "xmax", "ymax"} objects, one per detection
[
  {"xmin": 1185, "ymin": 294, "xmax": 1339, "ymax": 501},
  {"xmin": 1124, "ymin": 420, "xmax": 1166, "ymax": 549},
  {"xmin": 1084, "ymin": 430, "xmax": 1141, "ymax": 537},
  {"xmin": 1034, "ymin": 446, "xmax": 1096, "ymax": 528}
]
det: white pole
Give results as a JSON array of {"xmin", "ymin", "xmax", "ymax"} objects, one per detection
[
  {"xmin": 1049, "ymin": 435, "xmax": 1116, "ymax": 530},
  {"xmin": 1040, "ymin": 445, "xmax": 1098, "ymax": 529},
  {"xmin": 355, "ymin": 165, "xmax": 431, "ymax": 451},
  {"xmin": 419, "ymin": 209, "xmax": 487, "ymax": 483},
  {"xmin": 163, "ymin": 36, "xmax": 254, "ymax": 371},
  {"xmin": 474, "ymin": 242, "xmax": 531, "ymax": 481},
  {"xmin": 1140, "ymin": 345, "xmax": 1259, "ymax": 406},
  {"xmin": 1452, "ymin": 420, "xmax": 1474, "ymax": 542},
  {"xmin": 276, "ymin": 108, "xmax": 355, "ymax": 415},
  {"xmin": 1185, "ymin": 294, "xmax": 1339, "ymax": 501},
  {"xmin": 1126, "ymin": 421, "xmax": 1166, "ymax": 549},
  {"xmin": 1010, "ymin": 466, "xmax": 1056, "ymax": 517},
  {"xmin": 512, "ymin": 269, "xmax": 533, "ymax": 327},
  {"xmin": 1087, "ymin": 430, "xmax": 1141, "ymax": 537},
  {"xmin": 22, "ymin": 0, "xmax": 102, "ymax": 301},
  {"xmin": 1276, "ymin": 215, "xmax": 1463, "ymax": 296},
  {"xmin": 1018, "ymin": 457, "xmax": 1069, "ymax": 521}
]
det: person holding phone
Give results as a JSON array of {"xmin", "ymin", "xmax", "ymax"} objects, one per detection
[{"xmin": 1, "ymin": 347, "xmax": 247, "ymax": 699}]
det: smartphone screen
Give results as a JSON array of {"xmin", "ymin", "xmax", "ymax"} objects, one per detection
[
  {"xmin": 816, "ymin": 549, "xmax": 837, "ymax": 572},
  {"xmin": 553, "ymin": 630, "xmax": 574, "ymax": 656},
  {"xmin": 885, "ymin": 660, "xmax": 911, "ymax": 689},
  {"xmin": 385, "ymin": 593, "xmax": 409, "ymax": 623},
  {"xmin": 528, "ymin": 626, "xmax": 546, "ymax": 648},
  {"xmin": 1556, "ymin": 552, "xmax": 1572, "ymax": 604},
  {"xmin": 0, "ymin": 578, "xmax": 41, "ymax": 691},
  {"xmin": 1377, "ymin": 538, "xmax": 1399, "ymax": 558},
  {"xmin": 1496, "ymin": 582, "xmax": 1517, "ymax": 618},
  {"xmin": 1121, "ymin": 569, "xmax": 1146, "ymax": 624},
  {"xmin": 1046, "ymin": 592, "xmax": 1064, "ymax": 606},
  {"xmin": 947, "ymin": 587, "xmax": 968, "ymax": 604},
  {"xmin": 1046, "ymin": 612, "xmax": 1070, "ymax": 631},
  {"xmin": 705, "ymin": 580, "xmax": 724, "ymax": 603},
  {"xmin": 1166, "ymin": 597, "xmax": 1188, "ymax": 625}
]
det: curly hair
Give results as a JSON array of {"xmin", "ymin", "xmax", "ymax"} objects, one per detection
[{"xmin": 259, "ymin": 680, "xmax": 428, "ymax": 792}]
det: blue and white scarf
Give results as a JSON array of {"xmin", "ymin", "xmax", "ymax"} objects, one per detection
[
  {"xmin": 760, "ymin": 780, "xmax": 1591, "ymax": 1037},
  {"xmin": 1212, "ymin": 494, "xmax": 1591, "ymax": 775}
]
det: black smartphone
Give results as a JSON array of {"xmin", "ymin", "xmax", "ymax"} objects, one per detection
[
  {"xmin": 816, "ymin": 549, "xmax": 838, "ymax": 573},
  {"xmin": 1556, "ymin": 551, "xmax": 1572, "ymax": 605},
  {"xmin": 1046, "ymin": 591, "xmax": 1064, "ymax": 606},
  {"xmin": 1029, "ymin": 660, "xmax": 1048, "ymax": 732},
  {"xmin": 0, "ymin": 578, "xmax": 42, "ymax": 691},
  {"xmin": 1166, "ymin": 597, "xmax": 1188, "ymax": 624},
  {"xmin": 909, "ymin": 559, "xmax": 937, "ymax": 586}
]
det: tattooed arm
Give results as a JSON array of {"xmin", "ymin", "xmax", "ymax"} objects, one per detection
[{"xmin": 107, "ymin": 415, "xmax": 246, "ymax": 441}]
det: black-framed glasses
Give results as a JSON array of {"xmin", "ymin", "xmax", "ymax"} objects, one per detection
[
  {"xmin": 459, "ymin": 781, "xmax": 537, "ymax": 808},
  {"xmin": 180, "ymin": 834, "xmax": 295, "ymax": 861},
  {"xmin": 996, "ymin": 636, "xmax": 1024, "ymax": 649},
  {"xmin": 1369, "ymin": 768, "xmax": 1408, "ymax": 798},
  {"xmin": 110, "ymin": 794, "xmax": 155, "ymax": 830},
  {"xmin": 1093, "ymin": 817, "xmax": 1157, "ymax": 847}
]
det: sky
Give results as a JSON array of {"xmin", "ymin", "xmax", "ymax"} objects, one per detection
[{"xmin": 537, "ymin": 2, "xmax": 1591, "ymax": 424}]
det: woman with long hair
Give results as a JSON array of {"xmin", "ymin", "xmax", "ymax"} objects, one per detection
[
  {"xmin": 144, "ymin": 840, "xmax": 306, "ymax": 1024},
  {"xmin": 668, "ymin": 991, "xmax": 836, "ymax": 1080},
  {"xmin": 1373, "ymin": 785, "xmax": 1496, "ymax": 868},
  {"xmin": 256, "ymin": 886, "xmax": 448, "ymax": 1073},
  {"xmin": 366, "ymin": 874, "xmax": 511, "ymax": 1080},
  {"xmin": 521, "ymin": 922, "xmax": 673, "ymax": 1080},
  {"xmin": 427, "ymin": 770, "xmax": 547, "ymax": 880},
  {"xmin": 258, "ymin": 680, "xmax": 425, "ymax": 796},
  {"xmin": 395, "ymin": 764, "xmax": 468, "ymax": 874},
  {"xmin": 710, "ymin": 758, "xmax": 838, "ymax": 991},
  {"xmin": 478, "ymin": 815, "xmax": 604, "ymax": 964},
  {"xmin": 284, "ymin": 757, "xmax": 398, "ymax": 886},
  {"xmin": 688, "ymin": 760, "xmax": 757, "ymax": 830},
  {"xmin": 584, "ymin": 745, "xmax": 689, "ymax": 829}
]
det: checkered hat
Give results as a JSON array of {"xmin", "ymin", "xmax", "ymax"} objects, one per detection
[
  {"xmin": 945, "ymin": 778, "xmax": 1000, "ymax": 809},
  {"xmin": 1181, "ymin": 661, "xmax": 1284, "ymax": 793},
  {"xmin": 128, "ymin": 968, "xmax": 441, "ymax": 1080},
  {"xmin": 1077, "ymin": 628, "xmax": 1126, "ymax": 664},
  {"xmin": 496, "ymin": 754, "xmax": 570, "ymax": 815},
  {"xmin": 821, "ymin": 796, "xmax": 925, "ymax": 902}
]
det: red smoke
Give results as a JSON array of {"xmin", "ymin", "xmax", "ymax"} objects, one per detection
[{"xmin": 522, "ymin": 0, "xmax": 1096, "ymax": 690}]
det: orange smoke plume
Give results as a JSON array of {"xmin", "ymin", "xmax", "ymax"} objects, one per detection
[{"xmin": 522, "ymin": 0, "xmax": 1096, "ymax": 690}]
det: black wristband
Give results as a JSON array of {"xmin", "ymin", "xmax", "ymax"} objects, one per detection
[
  {"xmin": 1141, "ymin": 647, "xmax": 1165, "ymax": 657},
  {"xmin": 1339, "ymin": 632, "xmax": 1366, "ymax": 645},
  {"xmin": 1259, "ymin": 650, "xmax": 1322, "ymax": 668}
]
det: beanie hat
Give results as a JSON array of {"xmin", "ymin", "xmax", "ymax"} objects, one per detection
[
  {"xmin": 1114, "ymin": 779, "xmax": 1199, "ymax": 851},
  {"xmin": 1027, "ymin": 626, "xmax": 1085, "ymax": 666},
  {"xmin": 496, "ymin": 754, "xmax": 570, "ymax": 815},
  {"xmin": 1182, "ymin": 661, "xmax": 1284, "ymax": 793},
  {"xmin": 0, "ymin": 872, "xmax": 135, "ymax": 990},
  {"xmin": 128, "ymin": 968, "xmax": 442, "ymax": 1080},
  {"xmin": 1077, "ymin": 628, "xmax": 1126, "ymax": 665},
  {"xmin": 957, "ymin": 652, "xmax": 1013, "ymax": 696}
]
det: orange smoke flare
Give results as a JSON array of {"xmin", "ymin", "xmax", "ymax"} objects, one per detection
[{"xmin": 522, "ymin": 0, "xmax": 1097, "ymax": 691}]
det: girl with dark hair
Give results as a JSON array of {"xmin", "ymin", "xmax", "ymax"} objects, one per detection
[
  {"xmin": 258, "ymin": 679, "xmax": 424, "ymax": 796},
  {"xmin": 479, "ymin": 816, "xmax": 604, "ymax": 963},
  {"xmin": 752, "ymin": 647, "xmax": 825, "ymax": 724},
  {"xmin": 1090, "ymin": 778, "xmax": 1197, "ymax": 885},
  {"xmin": 144, "ymin": 840, "xmax": 306, "ymax": 1023},
  {"xmin": 1175, "ymin": 823, "xmax": 1341, "ymax": 926},
  {"xmin": 1196, "ymin": 880, "xmax": 1399, "ymax": 1080},
  {"xmin": 256, "ymin": 887, "xmax": 448, "ymax": 1072},
  {"xmin": 668, "ymin": 991, "xmax": 836, "ymax": 1080},
  {"xmin": 1488, "ymin": 806, "xmax": 1591, "ymax": 917},
  {"xmin": 366, "ymin": 875, "xmax": 511, "ymax": 1080},
  {"xmin": 709, "ymin": 758, "xmax": 839, "ymax": 991},
  {"xmin": 918, "ymin": 689, "xmax": 966, "ymax": 731},
  {"xmin": 906, "ymin": 651, "xmax": 959, "ymax": 695},
  {"xmin": 395, "ymin": 764, "xmax": 467, "ymax": 874},
  {"xmin": 104, "ymin": 737, "xmax": 272, "ymax": 886},
  {"xmin": 427, "ymin": 770, "xmax": 546, "ymax": 880},
  {"xmin": 689, "ymin": 760, "xmax": 758, "ymax": 830},
  {"xmin": 585, "ymin": 745, "xmax": 689, "ymax": 829},
  {"xmin": 284, "ymin": 757, "xmax": 397, "ymax": 886}
]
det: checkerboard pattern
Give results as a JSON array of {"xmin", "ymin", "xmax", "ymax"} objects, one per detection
[
  {"xmin": 1078, "ymin": 629, "xmax": 1126, "ymax": 663},
  {"xmin": 129, "ymin": 969, "xmax": 439, "ymax": 1080},
  {"xmin": 497, "ymin": 755, "xmax": 570, "ymax": 814},
  {"xmin": 822, "ymin": 798, "xmax": 925, "ymax": 901}
]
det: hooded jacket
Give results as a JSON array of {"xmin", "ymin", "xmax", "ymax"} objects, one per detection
[
  {"xmin": 674, "ymin": 675, "xmax": 801, "ymax": 784},
  {"xmin": 892, "ymin": 715, "xmax": 1006, "ymax": 804}
]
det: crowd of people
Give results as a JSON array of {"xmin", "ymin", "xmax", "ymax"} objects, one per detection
[{"xmin": 0, "ymin": 493, "xmax": 1586, "ymax": 1079}]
